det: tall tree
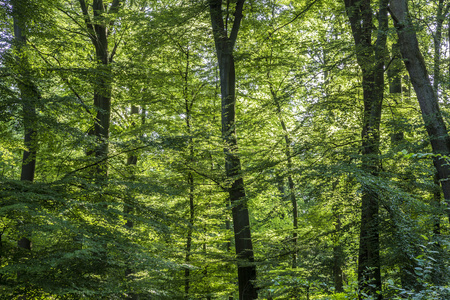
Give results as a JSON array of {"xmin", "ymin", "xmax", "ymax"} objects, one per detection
[
  {"xmin": 208, "ymin": 0, "xmax": 258, "ymax": 299},
  {"xmin": 13, "ymin": 0, "xmax": 40, "ymax": 252},
  {"xmin": 344, "ymin": 0, "xmax": 388, "ymax": 298},
  {"xmin": 390, "ymin": 0, "xmax": 450, "ymax": 223},
  {"xmin": 78, "ymin": 0, "xmax": 121, "ymax": 176},
  {"xmin": 432, "ymin": 0, "xmax": 449, "ymax": 97}
]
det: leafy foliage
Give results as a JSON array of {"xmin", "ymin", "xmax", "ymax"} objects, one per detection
[{"xmin": 1, "ymin": 0, "xmax": 449, "ymax": 299}]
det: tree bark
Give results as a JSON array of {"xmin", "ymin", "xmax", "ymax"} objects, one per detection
[
  {"xmin": 79, "ymin": 0, "xmax": 121, "ymax": 177},
  {"xmin": 432, "ymin": 0, "xmax": 449, "ymax": 96},
  {"xmin": 209, "ymin": 1, "xmax": 258, "ymax": 299},
  {"xmin": 78, "ymin": 0, "xmax": 121, "ymax": 283},
  {"xmin": 344, "ymin": 0, "xmax": 388, "ymax": 298},
  {"xmin": 14, "ymin": 5, "xmax": 39, "ymax": 254},
  {"xmin": 390, "ymin": 0, "xmax": 450, "ymax": 223}
]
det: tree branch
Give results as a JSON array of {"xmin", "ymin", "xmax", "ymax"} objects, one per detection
[
  {"xmin": 271, "ymin": 0, "xmax": 321, "ymax": 37},
  {"xmin": 209, "ymin": 0, "xmax": 226, "ymax": 53},
  {"xmin": 78, "ymin": 0, "xmax": 96, "ymax": 40},
  {"xmin": 229, "ymin": 0, "xmax": 245, "ymax": 50}
]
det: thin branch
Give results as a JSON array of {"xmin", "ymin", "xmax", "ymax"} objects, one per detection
[
  {"xmin": 78, "ymin": 0, "xmax": 96, "ymax": 40},
  {"xmin": 110, "ymin": 24, "xmax": 128, "ymax": 62},
  {"xmin": 270, "ymin": 0, "xmax": 321, "ymax": 37},
  {"xmin": 384, "ymin": 54, "xmax": 399, "ymax": 73},
  {"xmin": 28, "ymin": 42, "xmax": 94, "ymax": 118},
  {"xmin": 225, "ymin": 0, "xmax": 230, "ymax": 34},
  {"xmin": 63, "ymin": 143, "xmax": 155, "ymax": 178},
  {"xmin": 183, "ymin": 163, "xmax": 227, "ymax": 191},
  {"xmin": 56, "ymin": 6, "xmax": 93, "ymax": 40},
  {"xmin": 59, "ymin": 26, "xmax": 91, "ymax": 39}
]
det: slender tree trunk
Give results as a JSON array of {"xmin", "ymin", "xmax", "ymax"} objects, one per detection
[
  {"xmin": 124, "ymin": 105, "xmax": 139, "ymax": 300},
  {"xmin": 332, "ymin": 210, "xmax": 344, "ymax": 293},
  {"xmin": 272, "ymin": 96, "xmax": 298, "ymax": 268},
  {"xmin": 390, "ymin": 0, "xmax": 450, "ymax": 223},
  {"xmin": 433, "ymin": 173, "xmax": 442, "ymax": 236},
  {"xmin": 92, "ymin": 1, "xmax": 112, "ymax": 177},
  {"xmin": 14, "ymin": 7, "xmax": 39, "ymax": 254},
  {"xmin": 331, "ymin": 181, "xmax": 344, "ymax": 293},
  {"xmin": 432, "ymin": 0, "xmax": 449, "ymax": 96},
  {"xmin": 183, "ymin": 49, "xmax": 196, "ymax": 298},
  {"xmin": 78, "ymin": 0, "xmax": 121, "ymax": 281},
  {"xmin": 12, "ymin": 7, "xmax": 39, "ymax": 299},
  {"xmin": 344, "ymin": 0, "xmax": 388, "ymax": 298},
  {"xmin": 324, "ymin": 51, "xmax": 344, "ymax": 293},
  {"xmin": 209, "ymin": 1, "xmax": 258, "ymax": 299},
  {"xmin": 79, "ymin": 0, "xmax": 121, "ymax": 176},
  {"xmin": 430, "ymin": 3, "xmax": 447, "ymax": 285},
  {"xmin": 184, "ymin": 170, "xmax": 194, "ymax": 297},
  {"xmin": 125, "ymin": 106, "xmax": 140, "ymax": 228}
]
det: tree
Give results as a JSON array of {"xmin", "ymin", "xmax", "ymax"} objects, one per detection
[
  {"xmin": 208, "ymin": 0, "xmax": 258, "ymax": 299},
  {"xmin": 390, "ymin": 0, "xmax": 450, "ymax": 223},
  {"xmin": 2, "ymin": 0, "xmax": 450, "ymax": 298},
  {"xmin": 78, "ymin": 0, "xmax": 122, "ymax": 177},
  {"xmin": 12, "ymin": 0, "xmax": 40, "ymax": 254},
  {"xmin": 344, "ymin": 0, "xmax": 388, "ymax": 298}
]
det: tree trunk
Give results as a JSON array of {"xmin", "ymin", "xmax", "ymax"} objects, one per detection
[
  {"xmin": 124, "ymin": 105, "xmax": 139, "ymax": 300},
  {"xmin": 79, "ymin": 0, "xmax": 120, "ymax": 177},
  {"xmin": 344, "ymin": 0, "xmax": 388, "ymax": 298},
  {"xmin": 14, "ymin": 6, "xmax": 39, "ymax": 254},
  {"xmin": 331, "ymin": 181, "xmax": 344, "ymax": 293},
  {"xmin": 12, "ymin": 7, "xmax": 40, "ymax": 299},
  {"xmin": 183, "ymin": 49, "xmax": 196, "ymax": 298},
  {"xmin": 432, "ymin": 0, "xmax": 448, "ymax": 96},
  {"xmin": 324, "ymin": 51, "xmax": 345, "ymax": 293},
  {"xmin": 209, "ymin": 1, "xmax": 258, "ymax": 299},
  {"xmin": 184, "ymin": 170, "xmax": 194, "ymax": 298},
  {"xmin": 272, "ymin": 95, "xmax": 298, "ymax": 269},
  {"xmin": 390, "ymin": 0, "xmax": 450, "ymax": 223},
  {"xmin": 332, "ymin": 212, "xmax": 344, "ymax": 293},
  {"xmin": 92, "ymin": 0, "xmax": 112, "ymax": 177},
  {"xmin": 78, "ymin": 0, "xmax": 120, "ymax": 283}
]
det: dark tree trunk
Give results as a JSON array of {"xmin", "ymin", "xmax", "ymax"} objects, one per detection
[
  {"xmin": 13, "ymin": 6, "xmax": 39, "ymax": 253},
  {"xmin": 78, "ymin": 0, "xmax": 121, "ymax": 284},
  {"xmin": 79, "ymin": 0, "xmax": 121, "ymax": 177},
  {"xmin": 344, "ymin": 0, "xmax": 388, "ymax": 298},
  {"xmin": 209, "ymin": 1, "xmax": 257, "ymax": 299},
  {"xmin": 92, "ymin": 0, "xmax": 112, "ymax": 176},
  {"xmin": 388, "ymin": 43, "xmax": 402, "ymax": 95},
  {"xmin": 432, "ymin": 0, "xmax": 449, "ymax": 96},
  {"xmin": 390, "ymin": 0, "xmax": 450, "ymax": 223}
]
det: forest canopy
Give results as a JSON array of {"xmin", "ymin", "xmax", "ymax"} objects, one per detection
[{"xmin": 1, "ymin": 0, "xmax": 450, "ymax": 299}]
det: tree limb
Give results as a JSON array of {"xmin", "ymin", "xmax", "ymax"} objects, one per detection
[
  {"xmin": 78, "ymin": 0, "xmax": 96, "ymax": 40},
  {"xmin": 271, "ymin": 0, "xmax": 321, "ymax": 37},
  {"xmin": 229, "ymin": 0, "xmax": 245, "ymax": 50}
]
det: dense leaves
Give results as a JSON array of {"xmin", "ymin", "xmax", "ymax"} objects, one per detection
[{"xmin": 1, "ymin": 0, "xmax": 450, "ymax": 299}]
